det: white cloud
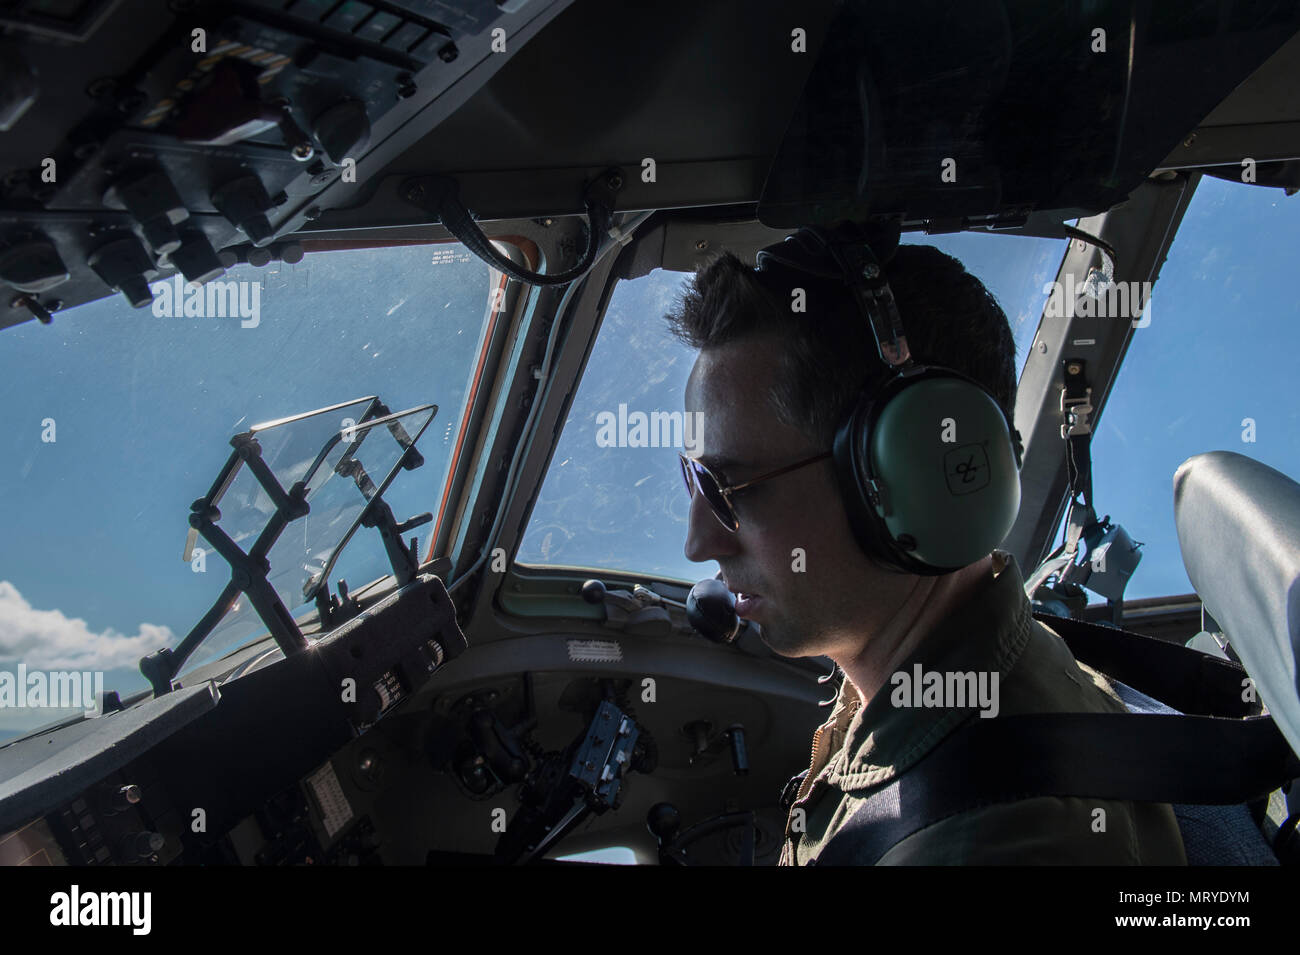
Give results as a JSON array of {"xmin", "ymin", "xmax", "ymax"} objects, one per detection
[{"xmin": 0, "ymin": 581, "xmax": 172, "ymax": 670}]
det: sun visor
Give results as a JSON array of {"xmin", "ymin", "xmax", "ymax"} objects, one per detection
[
  {"xmin": 758, "ymin": 0, "xmax": 1300, "ymax": 230},
  {"xmin": 1174, "ymin": 451, "xmax": 1300, "ymax": 759}
]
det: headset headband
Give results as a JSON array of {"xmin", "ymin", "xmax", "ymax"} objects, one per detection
[{"xmin": 756, "ymin": 224, "xmax": 912, "ymax": 370}]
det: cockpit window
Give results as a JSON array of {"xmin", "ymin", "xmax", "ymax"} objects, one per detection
[
  {"xmin": 554, "ymin": 846, "xmax": 638, "ymax": 864},
  {"xmin": 517, "ymin": 232, "xmax": 1068, "ymax": 580},
  {"xmin": 1079, "ymin": 176, "xmax": 1300, "ymax": 600},
  {"xmin": 0, "ymin": 243, "xmax": 497, "ymax": 742},
  {"xmin": 911, "ymin": 230, "xmax": 1068, "ymax": 380},
  {"xmin": 518, "ymin": 268, "xmax": 696, "ymax": 579}
]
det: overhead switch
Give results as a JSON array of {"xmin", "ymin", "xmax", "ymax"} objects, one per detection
[
  {"xmin": 103, "ymin": 170, "xmax": 190, "ymax": 256},
  {"xmin": 211, "ymin": 175, "xmax": 276, "ymax": 247},
  {"xmin": 0, "ymin": 238, "xmax": 69, "ymax": 293},
  {"xmin": 169, "ymin": 230, "xmax": 226, "ymax": 285},
  {"xmin": 312, "ymin": 100, "xmax": 371, "ymax": 165},
  {"xmin": 87, "ymin": 236, "xmax": 156, "ymax": 308}
]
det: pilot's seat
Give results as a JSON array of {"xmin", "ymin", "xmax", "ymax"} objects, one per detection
[{"xmin": 1157, "ymin": 450, "xmax": 1300, "ymax": 863}]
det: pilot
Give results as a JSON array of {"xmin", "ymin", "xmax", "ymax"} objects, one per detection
[{"xmin": 666, "ymin": 232, "xmax": 1187, "ymax": 864}]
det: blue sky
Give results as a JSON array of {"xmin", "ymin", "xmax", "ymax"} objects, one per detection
[{"xmin": 1087, "ymin": 176, "xmax": 1300, "ymax": 598}]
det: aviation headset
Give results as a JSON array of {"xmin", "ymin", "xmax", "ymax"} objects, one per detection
[{"xmin": 753, "ymin": 224, "xmax": 1022, "ymax": 575}]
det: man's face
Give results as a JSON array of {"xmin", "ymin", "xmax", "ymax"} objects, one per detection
[{"xmin": 683, "ymin": 332, "xmax": 896, "ymax": 659}]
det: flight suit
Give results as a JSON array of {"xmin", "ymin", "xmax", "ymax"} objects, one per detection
[{"xmin": 778, "ymin": 552, "xmax": 1187, "ymax": 865}]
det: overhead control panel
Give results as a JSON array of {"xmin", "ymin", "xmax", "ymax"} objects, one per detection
[{"xmin": 0, "ymin": 0, "xmax": 565, "ymax": 328}]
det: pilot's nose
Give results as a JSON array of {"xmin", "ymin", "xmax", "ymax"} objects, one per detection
[{"xmin": 684, "ymin": 485, "xmax": 740, "ymax": 564}]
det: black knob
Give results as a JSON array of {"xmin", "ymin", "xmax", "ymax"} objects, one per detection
[
  {"xmin": 211, "ymin": 174, "xmax": 275, "ymax": 247},
  {"xmin": 121, "ymin": 830, "xmax": 165, "ymax": 859},
  {"xmin": 312, "ymin": 99, "xmax": 371, "ymax": 165},
  {"xmin": 169, "ymin": 230, "xmax": 225, "ymax": 285},
  {"xmin": 104, "ymin": 169, "xmax": 188, "ymax": 255},
  {"xmin": 108, "ymin": 784, "xmax": 142, "ymax": 813},
  {"xmin": 0, "ymin": 238, "xmax": 69, "ymax": 293},
  {"xmin": 646, "ymin": 802, "xmax": 680, "ymax": 844},
  {"xmin": 87, "ymin": 236, "xmax": 155, "ymax": 308},
  {"xmin": 580, "ymin": 579, "xmax": 606, "ymax": 604}
]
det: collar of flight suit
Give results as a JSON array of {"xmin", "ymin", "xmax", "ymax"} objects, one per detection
[{"xmin": 817, "ymin": 550, "xmax": 1035, "ymax": 793}]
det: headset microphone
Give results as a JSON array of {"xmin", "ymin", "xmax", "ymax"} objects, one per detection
[
  {"xmin": 582, "ymin": 575, "xmax": 755, "ymax": 644},
  {"xmin": 685, "ymin": 577, "xmax": 748, "ymax": 644}
]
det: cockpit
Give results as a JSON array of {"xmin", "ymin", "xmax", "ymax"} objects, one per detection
[{"xmin": 1, "ymin": 0, "xmax": 1298, "ymax": 898}]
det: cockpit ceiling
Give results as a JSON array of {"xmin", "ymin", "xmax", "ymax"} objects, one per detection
[
  {"xmin": 1156, "ymin": 29, "xmax": 1300, "ymax": 173},
  {"xmin": 313, "ymin": 0, "xmax": 1300, "ymax": 233},
  {"xmin": 4, "ymin": 1, "xmax": 1298, "ymax": 327}
]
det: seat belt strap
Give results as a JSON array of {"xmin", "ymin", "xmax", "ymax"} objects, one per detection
[
  {"xmin": 810, "ymin": 615, "xmax": 1297, "ymax": 865},
  {"xmin": 1036, "ymin": 612, "xmax": 1256, "ymax": 718},
  {"xmin": 811, "ymin": 711, "xmax": 1299, "ymax": 866}
]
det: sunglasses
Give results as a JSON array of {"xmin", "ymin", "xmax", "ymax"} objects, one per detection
[{"xmin": 678, "ymin": 450, "xmax": 833, "ymax": 531}]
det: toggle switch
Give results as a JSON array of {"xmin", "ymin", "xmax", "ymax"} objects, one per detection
[
  {"xmin": 211, "ymin": 174, "xmax": 276, "ymax": 247},
  {"xmin": 103, "ymin": 169, "xmax": 189, "ymax": 255},
  {"xmin": 168, "ymin": 230, "xmax": 226, "ymax": 285},
  {"xmin": 312, "ymin": 99, "xmax": 370, "ymax": 165},
  {"xmin": 87, "ymin": 235, "xmax": 156, "ymax": 308}
]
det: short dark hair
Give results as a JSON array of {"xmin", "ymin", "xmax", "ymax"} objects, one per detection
[{"xmin": 664, "ymin": 243, "xmax": 1017, "ymax": 447}]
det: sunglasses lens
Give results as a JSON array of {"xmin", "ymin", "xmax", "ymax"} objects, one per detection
[{"xmin": 681, "ymin": 456, "xmax": 737, "ymax": 531}]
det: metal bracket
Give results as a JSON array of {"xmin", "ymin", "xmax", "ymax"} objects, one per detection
[{"xmin": 1060, "ymin": 387, "xmax": 1093, "ymax": 439}]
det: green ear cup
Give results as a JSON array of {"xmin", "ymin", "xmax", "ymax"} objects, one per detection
[{"xmin": 868, "ymin": 375, "xmax": 1021, "ymax": 568}]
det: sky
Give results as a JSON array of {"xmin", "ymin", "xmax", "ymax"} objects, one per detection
[
  {"xmin": 1085, "ymin": 176, "xmax": 1300, "ymax": 598},
  {"xmin": 3, "ymin": 174, "xmax": 1298, "ymax": 743}
]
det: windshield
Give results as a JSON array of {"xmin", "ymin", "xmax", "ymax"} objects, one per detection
[
  {"xmin": 1080, "ymin": 176, "xmax": 1300, "ymax": 600},
  {"xmin": 0, "ymin": 243, "xmax": 496, "ymax": 743},
  {"xmin": 517, "ymin": 231, "xmax": 1067, "ymax": 581}
]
